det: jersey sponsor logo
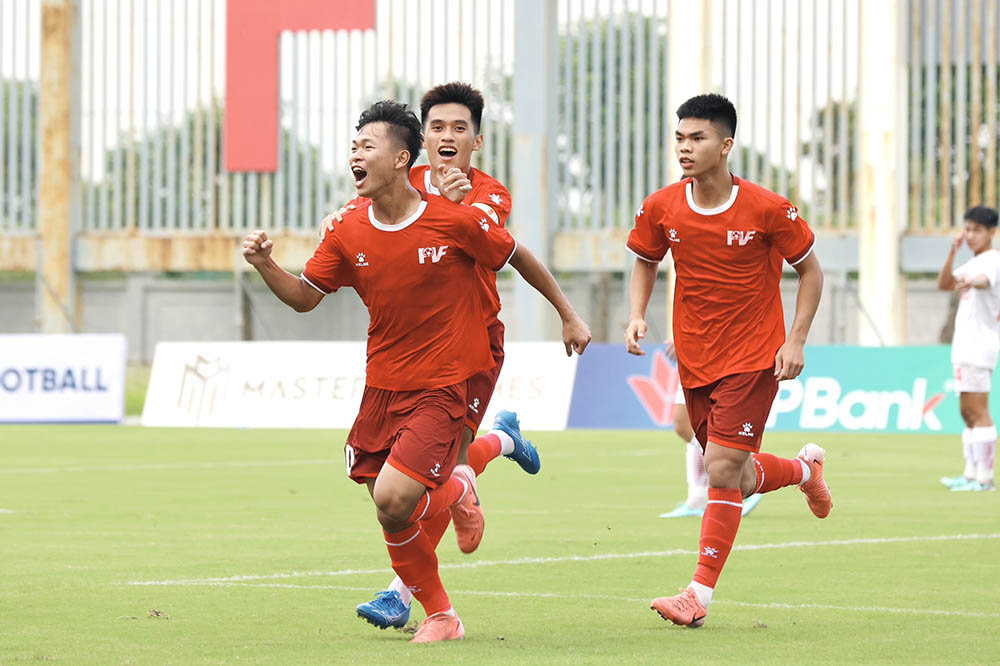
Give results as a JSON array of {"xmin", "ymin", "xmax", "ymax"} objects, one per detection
[
  {"xmin": 726, "ymin": 229, "xmax": 757, "ymax": 246},
  {"xmin": 668, "ymin": 228, "xmax": 680, "ymax": 243},
  {"xmin": 355, "ymin": 252, "xmax": 369, "ymax": 267},
  {"xmin": 469, "ymin": 397, "xmax": 480, "ymax": 414},
  {"xmin": 429, "ymin": 462, "xmax": 442, "ymax": 478},
  {"xmin": 786, "ymin": 206, "xmax": 798, "ymax": 221},
  {"xmin": 738, "ymin": 421, "xmax": 754, "ymax": 437},
  {"xmin": 479, "ymin": 218, "xmax": 490, "ymax": 232},
  {"xmin": 417, "ymin": 246, "xmax": 449, "ymax": 264},
  {"xmin": 490, "ymin": 193, "xmax": 503, "ymax": 206}
]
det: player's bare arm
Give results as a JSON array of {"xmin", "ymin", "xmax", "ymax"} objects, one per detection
[
  {"xmin": 937, "ymin": 232, "xmax": 964, "ymax": 291},
  {"xmin": 774, "ymin": 252, "xmax": 823, "ymax": 380},
  {"xmin": 507, "ymin": 244, "xmax": 592, "ymax": 356},
  {"xmin": 242, "ymin": 230, "xmax": 324, "ymax": 313},
  {"xmin": 626, "ymin": 256, "xmax": 659, "ymax": 356}
]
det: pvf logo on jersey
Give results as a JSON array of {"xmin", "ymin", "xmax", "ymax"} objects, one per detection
[
  {"xmin": 417, "ymin": 246, "xmax": 449, "ymax": 264},
  {"xmin": 726, "ymin": 229, "xmax": 757, "ymax": 246}
]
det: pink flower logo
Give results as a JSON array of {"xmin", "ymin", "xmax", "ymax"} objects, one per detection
[{"xmin": 627, "ymin": 350, "xmax": 680, "ymax": 427}]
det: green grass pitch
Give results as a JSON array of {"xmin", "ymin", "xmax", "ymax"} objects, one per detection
[{"xmin": 1, "ymin": 425, "xmax": 998, "ymax": 664}]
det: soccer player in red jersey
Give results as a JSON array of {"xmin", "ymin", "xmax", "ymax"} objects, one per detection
[
  {"xmin": 322, "ymin": 83, "xmax": 558, "ymax": 629},
  {"xmin": 625, "ymin": 94, "xmax": 829, "ymax": 628},
  {"xmin": 243, "ymin": 100, "xmax": 590, "ymax": 643}
]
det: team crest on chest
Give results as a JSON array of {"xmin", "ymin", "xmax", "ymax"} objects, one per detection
[
  {"xmin": 355, "ymin": 252, "xmax": 369, "ymax": 267},
  {"xmin": 668, "ymin": 228, "xmax": 680, "ymax": 243},
  {"xmin": 726, "ymin": 230, "xmax": 757, "ymax": 246}
]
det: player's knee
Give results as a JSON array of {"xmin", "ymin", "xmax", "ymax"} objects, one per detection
[
  {"xmin": 704, "ymin": 456, "xmax": 743, "ymax": 488},
  {"xmin": 373, "ymin": 488, "xmax": 417, "ymax": 526}
]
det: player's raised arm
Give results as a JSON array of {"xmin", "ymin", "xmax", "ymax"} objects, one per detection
[
  {"xmin": 937, "ymin": 232, "xmax": 964, "ymax": 291},
  {"xmin": 241, "ymin": 230, "xmax": 324, "ymax": 313},
  {"xmin": 625, "ymin": 256, "xmax": 658, "ymax": 356},
  {"xmin": 507, "ymin": 244, "xmax": 592, "ymax": 356}
]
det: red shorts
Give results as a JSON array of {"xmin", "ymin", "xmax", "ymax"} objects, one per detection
[
  {"xmin": 345, "ymin": 380, "xmax": 469, "ymax": 488},
  {"xmin": 683, "ymin": 367, "xmax": 778, "ymax": 453},
  {"xmin": 464, "ymin": 319, "xmax": 505, "ymax": 431}
]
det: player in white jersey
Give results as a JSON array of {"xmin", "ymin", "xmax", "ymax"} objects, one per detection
[
  {"xmin": 937, "ymin": 205, "xmax": 1000, "ymax": 492},
  {"xmin": 659, "ymin": 341, "xmax": 764, "ymax": 517}
]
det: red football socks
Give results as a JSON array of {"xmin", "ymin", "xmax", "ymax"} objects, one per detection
[
  {"xmin": 420, "ymin": 509, "xmax": 452, "ymax": 550},
  {"xmin": 692, "ymin": 487, "xmax": 743, "ymax": 589},
  {"xmin": 383, "ymin": 524, "xmax": 451, "ymax": 615},
  {"xmin": 406, "ymin": 475, "xmax": 466, "ymax": 524},
  {"xmin": 750, "ymin": 452, "xmax": 804, "ymax": 494},
  {"xmin": 467, "ymin": 433, "xmax": 503, "ymax": 476}
]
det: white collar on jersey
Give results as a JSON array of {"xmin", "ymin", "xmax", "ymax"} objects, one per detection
[
  {"xmin": 368, "ymin": 199, "xmax": 428, "ymax": 232},
  {"xmin": 685, "ymin": 181, "xmax": 740, "ymax": 215},
  {"xmin": 423, "ymin": 169, "xmax": 441, "ymax": 196}
]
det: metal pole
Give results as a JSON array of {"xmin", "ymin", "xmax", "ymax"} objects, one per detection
[
  {"xmin": 38, "ymin": 0, "xmax": 81, "ymax": 333},
  {"xmin": 512, "ymin": 0, "xmax": 557, "ymax": 340},
  {"xmin": 857, "ymin": 0, "xmax": 907, "ymax": 345}
]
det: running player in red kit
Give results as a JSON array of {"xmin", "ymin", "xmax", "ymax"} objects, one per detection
[
  {"xmin": 243, "ymin": 100, "xmax": 590, "ymax": 643},
  {"xmin": 625, "ymin": 93, "xmax": 829, "ymax": 628},
  {"xmin": 322, "ymin": 83, "xmax": 559, "ymax": 631}
]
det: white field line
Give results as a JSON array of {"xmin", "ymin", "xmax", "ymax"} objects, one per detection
[
  {"xmin": 0, "ymin": 509, "xmax": 16, "ymax": 514},
  {"xmin": 126, "ymin": 532, "xmax": 1000, "ymax": 586},
  {"xmin": 119, "ymin": 581, "xmax": 1000, "ymax": 620},
  {"xmin": 0, "ymin": 459, "xmax": 338, "ymax": 474}
]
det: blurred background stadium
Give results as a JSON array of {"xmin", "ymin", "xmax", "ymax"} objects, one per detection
[{"xmin": 2, "ymin": 0, "xmax": 997, "ymax": 358}]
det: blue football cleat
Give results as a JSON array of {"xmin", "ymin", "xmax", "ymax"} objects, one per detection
[
  {"xmin": 492, "ymin": 410, "xmax": 541, "ymax": 474},
  {"xmin": 741, "ymin": 493, "xmax": 763, "ymax": 516},
  {"xmin": 659, "ymin": 502, "xmax": 705, "ymax": 518},
  {"xmin": 356, "ymin": 590, "xmax": 410, "ymax": 629}
]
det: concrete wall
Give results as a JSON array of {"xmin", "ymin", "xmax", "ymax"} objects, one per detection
[{"xmin": 0, "ymin": 271, "xmax": 955, "ymax": 362}]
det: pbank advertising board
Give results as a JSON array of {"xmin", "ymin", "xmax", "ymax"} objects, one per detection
[{"xmin": 567, "ymin": 344, "xmax": 969, "ymax": 434}]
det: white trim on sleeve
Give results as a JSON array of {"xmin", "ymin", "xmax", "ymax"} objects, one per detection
[
  {"xmin": 300, "ymin": 273, "xmax": 330, "ymax": 295},
  {"xmin": 497, "ymin": 238, "xmax": 518, "ymax": 270},
  {"xmin": 787, "ymin": 240, "xmax": 815, "ymax": 267},
  {"xmin": 626, "ymin": 245, "xmax": 662, "ymax": 264}
]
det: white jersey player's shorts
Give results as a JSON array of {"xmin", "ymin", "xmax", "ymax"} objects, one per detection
[{"xmin": 953, "ymin": 364, "xmax": 993, "ymax": 393}]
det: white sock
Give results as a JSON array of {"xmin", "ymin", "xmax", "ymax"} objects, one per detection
[
  {"xmin": 972, "ymin": 425, "xmax": 997, "ymax": 484},
  {"xmin": 688, "ymin": 581, "xmax": 713, "ymax": 607},
  {"xmin": 962, "ymin": 428, "xmax": 977, "ymax": 479},
  {"xmin": 685, "ymin": 438, "xmax": 707, "ymax": 509},
  {"xmin": 388, "ymin": 576, "xmax": 413, "ymax": 606},
  {"xmin": 492, "ymin": 430, "xmax": 515, "ymax": 455},
  {"xmin": 798, "ymin": 458, "xmax": 812, "ymax": 484}
]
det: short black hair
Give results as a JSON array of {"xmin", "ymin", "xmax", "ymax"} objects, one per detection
[
  {"xmin": 420, "ymin": 82, "xmax": 485, "ymax": 133},
  {"xmin": 356, "ymin": 100, "xmax": 423, "ymax": 168},
  {"xmin": 676, "ymin": 93, "xmax": 738, "ymax": 139},
  {"xmin": 965, "ymin": 205, "xmax": 999, "ymax": 229}
]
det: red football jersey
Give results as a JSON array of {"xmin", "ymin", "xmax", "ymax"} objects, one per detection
[
  {"xmin": 342, "ymin": 165, "xmax": 512, "ymax": 324},
  {"xmin": 627, "ymin": 176, "xmax": 815, "ymax": 388},
  {"xmin": 412, "ymin": 165, "xmax": 512, "ymax": 324},
  {"xmin": 303, "ymin": 191, "xmax": 517, "ymax": 391}
]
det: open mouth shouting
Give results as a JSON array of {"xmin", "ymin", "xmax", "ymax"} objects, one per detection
[
  {"xmin": 438, "ymin": 145, "xmax": 458, "ymax": 161},
  {"xmin": 352, "ymin": 166, "xmax": 368, "ymax": 189}
]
